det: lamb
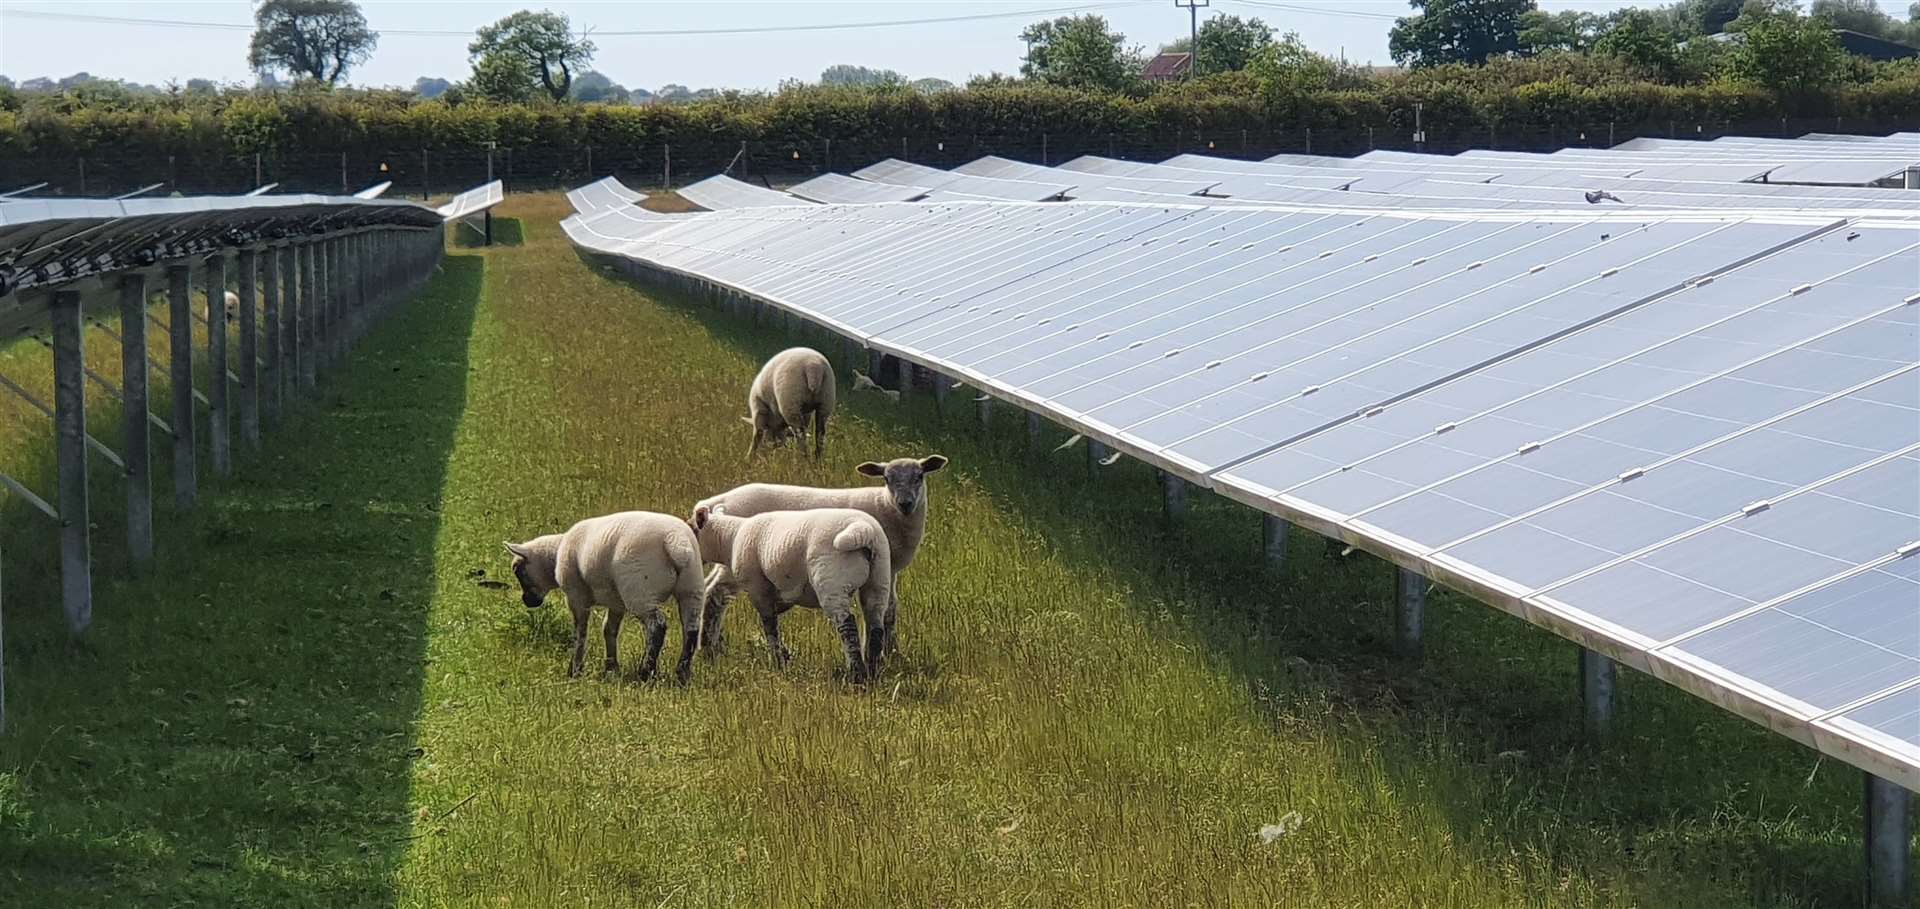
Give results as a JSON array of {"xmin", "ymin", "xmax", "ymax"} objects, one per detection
[
  {"xmin": 694, "ymin": 454, "xmax": 947, "ymax": 654},
  {"xmin": 504, "ymin": 511, "xmax": 705, "ymax": 683},
  {"xmin": 850, "ymin": 370, "xmax": 900, "ymax": 402},
  {"xmin": 747, "ymin": 347, "xmax": 836, "ymax": 460},
  {"xmin": 688, "ymin": 504, "xmax": 893, "ymax": 679}
]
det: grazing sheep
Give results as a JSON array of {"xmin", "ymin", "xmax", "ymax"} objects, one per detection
[
  {"xmin": 748, "ymin": 347, "xmax": 836, "ymax": 460},
  {"xmin": 695, "ymin": 454, "xmax": 947, "ymax": 654},
  {"xmin": 504, "ymin": 511, "xmax": 705, "ymax": 682},
  {"xmin": 850, "ymin": 369, "xmax": 900, "ymax": 402},
  {"xmin": 688, "ymin": 504, "xmax": 893, "ymax": 679}
]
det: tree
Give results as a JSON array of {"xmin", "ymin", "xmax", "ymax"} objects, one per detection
[
  {"xmin": 569, "ymin": 70, "xmax": 629, "ymax": 103},
  {"xmin": 1595, "ymin": 11, "xmax": 1682, "ymax": 79},
  {"xmin": 1811, "ymin": 0, "xmax": 1917, "ymax": 42},
  {"xmin": 655, "ymin": 84, "xmax": 693, "ymax": 103},
  {"xmin": 1193, "ymin": 15, "xmax": 1275, "ymax": 73},
  {"xmin": 469, "ymin": 10, "xmax": 594, "ymax": 102},
  {"xmin": 1019, "ymin": 15, "xmax": 1143, "ymax": 92},
  {"xmin": 413, "ymin": 76, "xmax": 452, "ymax": 98},
  {"xmin": 247, "ymin": 0, "xmax": 378, "ymax": 85},
  {"xmin": 627, "ymin": 87, "xmax": 654, "ymax": 104},
  {"xmin": 911, "ymin": 77, "xmax": 957, "ymax": 93},
  {"xmin": 1723, "ymin": 11, "xmax": 1847, "ymax": 97},
  {"xmin": 820, "ymin": 64, "xmax": 907, "ymax": 87},
  {"xmin": 1389, "ymin": 0, "xmax": 1537, "ymax": 67},
  {"xmin": 467, "ymin": 52, "xmax": 540, "ymax": 103},
  {"xmin": 1518, "ymin": 9, "xmax": 1608, "ymax": 53},
  {"xmin": 1247, "ymin": 32, "xmax": 1338, "ymax": 91}
]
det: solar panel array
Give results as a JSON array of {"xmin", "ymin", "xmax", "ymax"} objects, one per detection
[
  {"xmin": 678, "ymin": 175, "xmax": 812, "ymax": 211},
  {"xmin": 435, "ymin": 179, "xmax": 505, "ymax": 221},
  {"xmin": 788, "ymin": 173, "xmax": 932, "ymax": 204},
  {"xmin": 563, "ymin": 153, "xmax": 1920, "ymax": 789}
]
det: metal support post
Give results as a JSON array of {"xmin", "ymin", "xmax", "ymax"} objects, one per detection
[
  {"xmin": 1395, "ymin": 567, "xmax": 1426, "ymax": 657},
  {"xmin": 51, "ymin": 290, "xmax": 91, "ymax": 634},
  {"xmin": 236, "ymin": 249, "xmax": 259, "ymax": 447},
  {"xmin": 204, "ymin": 255, "xmax": 230, "ymax": 477},
  {"xmin": 1581, "ymin": 648, "xmax": 1617, "ymax": 734},
  {"xmin": 1262, "ymin": 514, "xmax": 1289, "ymax": 571},
  {"xmin": 300, "ymin": 243, "xmax": 317, "ymax": 389},
  {"xmin": 166, "ymin": 265, "xmax": 197, "ymax": 508},
  {"xmin": 1163, "ymin": 472, "xmax": 1186, "ymax": 521},
  {"xmin": 262, "ymin": 246, "xmax": 282, "ymax": 426},
  {"xmin": 119, "ymin": 274, "xmax": 153, "ymax": 566},
  {"xmin": 1866, "ymin": 772, "xmax": 1912, "ymax": 908},
  {"xmin": 1027, "ymin": 410, "xmax": 1042, "ymax": 454},
  {"xmin": 896, "ymin": 357, "xmax": 912, "ymax": 398},
  {"xmin": 1088, "ymin": 439, "xmax": 1108, "ymax": 475}
]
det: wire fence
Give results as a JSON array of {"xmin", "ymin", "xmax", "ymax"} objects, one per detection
[{"xmin": 3, "ymin": 115, "xmax": 1915, "ymax": 199}]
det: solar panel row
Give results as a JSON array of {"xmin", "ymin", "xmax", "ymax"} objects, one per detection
[{"xmin": 562, "ymin": 193, "xmax": 1920, "ymax": 790}]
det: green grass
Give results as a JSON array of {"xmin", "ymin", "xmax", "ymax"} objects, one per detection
[{"xmin": 0, "ymin": 194, "xmax": 1895, "ymax": 907}]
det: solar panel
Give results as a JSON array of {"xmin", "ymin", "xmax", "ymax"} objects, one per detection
[
  {"xmin": 956, "ymin": 156, "xmax": 1219, "ymax": 197},
  {"xmin": 853, "ymin": 159, "xmax": 1074, "ymax": 201},
  {"xmin": 678, "ymin": 174, "xmax": 811, "ymax": 211},
  {"xmin": 567, "ymin": 175, "xmax": 645, "ymax": 214},
  {"xmin": 787, "ymin": 173, "xmax": 931, "ymax": 204},
  {"xmin": 435, "ymin": 180, "xmax": 504, "ymax": 221},
  {"xmin": 564, "ymin": 185, "xmax": 1920, "ymax": 790}
]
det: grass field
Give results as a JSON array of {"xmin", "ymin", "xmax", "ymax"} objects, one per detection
[{"xmin": 0, "ymin": 193, "xmax": 1897, "ymax": 907}]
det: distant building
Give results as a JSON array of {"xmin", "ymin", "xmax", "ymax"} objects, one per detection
[{"xmin": 1142, "ymin": 52, "xmax": 1192, "ymax": 82}]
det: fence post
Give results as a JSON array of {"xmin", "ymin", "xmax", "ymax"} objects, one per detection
[
  {"xmin": 51, "ymin": 290, "xmax": 92, "ymax": 634},
  {"xmin": 254, "ymin": 152, "xmax": 262, "ymax": 188},
  {"xmin": 1367, "ymin": 126, "xmax": 1375, "ymax": 150},
  {"xmin": 118, "ymin": 273, "xmax": 154, "ymax": 567},
  {"xmin": 824, "ymin": 137, "xmax": 831, "ymax": 172},
  {"xmin": 1608, "ymin": 120, "xmax": 1616, "ymax": 148},
  {"xmin": 205, "ymin": 254, "xmax": 230, "ymax": 478},
  {"xmin": 168, "ymin": 155, "xmax": 177, "ymax": 192},
  {"xmin": 167, "ymin": 265, "xmax": 198, "ymax": 509},
  {"xmin": 1041, "ymin": 132, "xmax": 1048, "ymax": 165},
  {"xmin": 586, "ymin": 144, "xmax": 593, "ymax": 177},
  {"xmin": 422, "ymin": 148, "xmax": 430, "ymax": 199},
  {"xmin": 664, "ymin": 144, "xmax": 672, "ymax": 189},
  {"xmin": 1305, "ymin": 127, "xmax": 1312, "ymax": 155},
  {"xmin": 78, "ymin": 159, "xmax": 86, "ymax": 196},
  {"xmin": 340, "ymin": 151, "xmax": 348, "ymax": 193}
]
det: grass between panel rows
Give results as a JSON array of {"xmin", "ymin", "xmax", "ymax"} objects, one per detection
[{"xmin": 0, "ymin": 193, "xmax": 1885, "ymax": 907}]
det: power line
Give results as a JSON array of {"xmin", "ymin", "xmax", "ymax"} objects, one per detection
[
  {"xmin": 0, "ymin": 3, "xmax": 1143, "ymax": 38},
  {"xmin": 1224, "ymin": 0, "xmax": 1402, "ymax": 21}
]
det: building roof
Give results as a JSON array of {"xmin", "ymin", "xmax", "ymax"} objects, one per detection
[
  {"xmin": 1833, "ymin": 29, "xmax": 1920, "ymax": 62},
  {"xmin": 1142, "ymin": 52, "xmax": 1191, "ymax": 80}
]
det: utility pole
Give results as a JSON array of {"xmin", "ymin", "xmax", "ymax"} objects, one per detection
[{"xmin": 1174, "ymin": 0, "xmax": 1208, "ymax": 77}]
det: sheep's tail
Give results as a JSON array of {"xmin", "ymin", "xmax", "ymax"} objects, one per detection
[
  {"xmin": 832, "ymin": 519, "xmax": 879, "ymax": 555},
  {"xmin": 664, "ymin": 531, "xmax": 701, "ymax": 577}
]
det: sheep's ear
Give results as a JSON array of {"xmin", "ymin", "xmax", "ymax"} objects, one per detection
[
  {"xmin": 691, "ymin": 505, "xmax": 711, "ymax": 529},
  {"xmin": 503, "ymin": 541, "xmax": 527, "ymax": 558},
  {"xmin": 740, "ymin": 416, "xmax": 755, "ymax": 426},
  {"xmin": 855, "ymin": 461, "xmax": 886, "ymax": 477},
  {"xmin": 919, "ymin": 455, "xmax": 949, "ymax": 473}
]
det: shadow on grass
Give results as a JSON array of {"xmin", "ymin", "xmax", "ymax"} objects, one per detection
[
  {"xmin": 0, "ymin": 253, "xmax": 483, "ymax": 905},
  {"xmin": 452, "ymin": 217, "xmax": 524, "ymax": 248},
  {"xmin": 584, "ymin": 258, "xmax": 1871, "ymax": 909}
]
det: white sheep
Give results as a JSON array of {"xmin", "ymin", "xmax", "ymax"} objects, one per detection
[
  {"xmin": 747, "ymin": 347, "xmax": 836, "ymax": 460},
  {"xmin": 695, "ymin": 454, "xmax": 946, "ymax": 655},
  {"xmin": 850, "ymin": 369, "xmax": 900, "ymax": 402},
  {"xmin": 504, "ymin": 511, "xmax": 705, "ymax": 682},
  {"xmin": 688, "ymin": 504, "xmax": 893, "ymax": 679}
]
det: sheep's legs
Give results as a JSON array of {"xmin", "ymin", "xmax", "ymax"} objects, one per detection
[
  {"xmin": 746, "ymin": 427, "xmax": 764, "ymax": 461},
  {"xmin": 635, "ymin": 605, "xmax": 668, "ymax": 681},
  {"xmin": 823, "ymin": 596, "xmax": 868, "ymax": 681},
  {"xmin": 811, "ymin": 409, "xmax": 828, "ymax": 460},
  {"xmin": 566, "ymin": 602, "xmax": 592, "ymax": 679},
  {"xmin": 672, "ymin": 589, "xmax": 703, "ymax": 684},
  {"xmin": 753, "ymin": 596, "xmax": 792, "ymax": 667},
  {"xmin": 601, "ymin": 608, "xmax": 625, "ymax": 677},
  {"xmin": 860, "ymin": 585, "xmax": 891, "ymax": 679},
  {"xmin": 700, "ymin": 568, "xmax": 738, "ymax": 655},
  {"xmin": 881, "ymin": 583, "xmax": 903, "ymax": 655}
]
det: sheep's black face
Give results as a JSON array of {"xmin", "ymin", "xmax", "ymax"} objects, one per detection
[
  {"xmin": 510, "ymin": 557, "xmax": 546, "ymax": 609},
  {"xmin": 858, "ymin": 455, "xmax": 948, "ymax": 516}
]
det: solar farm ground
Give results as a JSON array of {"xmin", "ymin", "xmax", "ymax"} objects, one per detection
[{"xmin": 0, "ymin": 193, "xmax": 1890, "ymax": 907}]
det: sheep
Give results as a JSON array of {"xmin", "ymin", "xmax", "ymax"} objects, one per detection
[
  {"xmin": 748, "ymin": 347, "xmax": 836, "ymax": 460},
  {"xmin": 688, "ymin": 504, "xmax": 893, "ymax": 679},
  {"xmin": 850, "ymin": 369, "xmax": 900, "ymax": 402},
  {"xmin": 504, "ymin": 511, "xmax": 705, "ymax": 683},
  {"xmin": 694, "ymin": 454, "xmax": 947, "ymax": 655}
]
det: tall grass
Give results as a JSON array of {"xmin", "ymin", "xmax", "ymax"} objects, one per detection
[{"xmin": 0, "ymin": 194, "xmax": 1885, "ymax": 907}]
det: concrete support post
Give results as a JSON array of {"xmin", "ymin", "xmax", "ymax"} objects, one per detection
[
  {"xmin": 1027, "ymin": 410, "xmax": 1043, "ymax": 454},
  {"xmin": 330, "ymin": 237, "xmax": 346, "ymax": 362},
  {"xmin": 1088, "ymin": 439, "xmax": 1108, "ymax": 475},
  {"xmin": 1163, "ymin": 472, "xmax": 1187, "ymax": 521},
  {"xmin": 1865, "ymin": 772, "xmax": 1912, "ymax": 908},
  {"xmin": 869, "ymin": 348, "xmax": 884, "ymax": 385},
  {"xmin": 933, "ymin": 371, "xmax": 949, "ymax": 412},
  {"xmin": 166, "ymin": 265, "xmax": 197, "ymax": 509},
  {"xmin": 299, "ymin": 243, "xmax": 317, "ymax": 389},
  {"xmin": 204, "ymin": 255, "xmax": 230, "ymax": 478},
  {"xmin": 977, "ymin": 394, "xmax": 992, "ymax": 430},
  {"xmin": 1581, "ymin": 648, "xmax": 1617, "ymax": 735},
  {"xmin": 314, "ymin": 240, "xmax": 331, "ymax": 372},
  {"xmin": 843, "ymin": 335, "xmax": 859, "ymax": 370},
  {"xmin": 1395, "ymin": 567, "xmax": 1426, "ymax": 658},
  {"xmin": 118, "ymin": 274, "xmax": 153, "ymax": 567},
  {"xmin": 262, "ymin": 246, "xmax": 281, "ymax": 427},
  {"xmin": 1262, "ymin": 515, "xmax": 1289, "ymax": 571},
  {"xmin": 51, "ymin": 290, "xmax": 92, "ymax": 634},
  {"xmin": 236, "ymin": 249, "xmax": 259, "ymax": 448},
  {"xmin": 896, "ymin": 358, "xmax": 912, "ymax": 398}
]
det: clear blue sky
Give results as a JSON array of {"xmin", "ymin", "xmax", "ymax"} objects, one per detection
[{"xmin": 0, "ymin": 1, "xmax": 1911, "ymax": 92}]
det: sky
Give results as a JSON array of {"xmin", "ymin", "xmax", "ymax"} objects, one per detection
[{"xmin": 0, "ymin": 0, "xmax": 1912, "ymax": 92}]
